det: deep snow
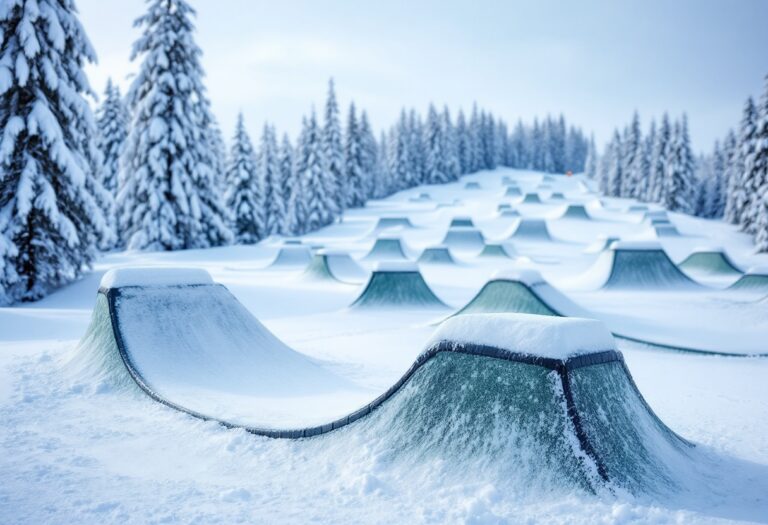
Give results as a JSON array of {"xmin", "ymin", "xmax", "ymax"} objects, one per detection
[{"xmin": 1, "ymin": 168, "xmax": 767, "ymax": 524}]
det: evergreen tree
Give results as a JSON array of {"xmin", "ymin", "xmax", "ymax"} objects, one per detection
[
  {"xmin": 606, "ymin": 130, "xmax": 623, "ymax": 197},
  {"xmin": 95, "ymin": 78, "xmax": 128, "ymax": 194},
  {"xmin": 621, "ymin": 112, "xmax": 643, "ymax": 198},
  {"xmin": 648, "ymin": 114, "xmax": 671, "ymax": 203},
  {"xmin": 407, "ymin": 109, "xmax": 425, "ymax": 185},
  {"xmin": 510, "ymin": 120, "xmax": 527, "ymax": 169},
  {"xmin": 279, "ymin": 133, "xmax": 300, "ymax": 235},
  {"xmin": 343, "ymin": 102, "xmax": 366, "ymax": 208},
  {"xmin": 708, "ymin": 141, "xmax": 727, "ymax": 218},
  {"xmin": 424, "ymin": 104, "xmax": 447, "ymax": 184},
  {"xmin": 442, "ymin": 106, "xmax": 460, "ymax": 181},
  {"xmin": 742, "ymin": 95, "xmax": 765, "ymax": 234},
  {"xmin": 322, "ymin": 78, "xmax": 343, "ymax": 216},
  {"xmin": 225, "ymin": 114, "xmax": 263, "ymax": 243},
  {"xmin": 388, "ymin": 111, "xmax": 410, "ymax": 191},
  {"xmin": 0, "ymin": 0, "xmax": 112, "ymax": 302},
  {"xmin": 264, "ymin": 127, "xmax": 288, "ymax": 236},
  {"xmin": 374, "ymin": 131, "xmax": 391, "ymax": 198},
  {"xmin": 456, "ymin": 110, "xmax": 471, "ymax": 174},
  {"xmin": 468, "ymin": 104, "xmax": 483, "ymax": 172},
  {"xmin": 208, "ymin": 118, "xmax": 228, "ymax": 191},
  {"xmin": 117, "ymin": 0, "xmax": 231, "ymax": 250},
  {"xmin": 752, "ymin": 76, "xmax": 768, "ymax": 251},
  {"xmin": 297, "ymin": 110, "xmax": 334, "ymax": 231},
  {"xmin": 662, "ymin": 117, "xmax": 695, "ymax": 213},
  {"xmin": 359, "ymin": 110, "xmax": 377, "ymax": 199},
  {"xmin": 584, "ymin": 135, "xmax": 598, "ymax": 178},
  {"xmin": 729, "ymin": 98, "xmax": 758, "ymax": 228},
  {"xmin": 722, "ymin": 130, "xmax": 741, "ymax": 223}
]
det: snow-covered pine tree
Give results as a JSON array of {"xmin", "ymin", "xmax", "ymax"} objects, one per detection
[
  {"xmin": 638, "ymin": 120, "xmax": 656, "ymax": 200},
  {"xmin": 510, "ymin": 120, "xmax": 527, "ymax": 169},
  {"xmin": 648, "ymin": 114, "xmax": 671, "ymax": 203},
  {"xmin": 208, "ymin": 118, "xmax": 228, "ymax": 191},
  {"xmin": 424, "ymin": 104, "xmax": 447, "ymax": 184},
  {"xmin": 374, "ymin": 130, "xmax": 391, "ymax": 198},
  {"xmin": 344, "ymin": 102, "xmax": 366, "ymax": 208},
  {"xmin": 481, "ymin": 112, "xmax": 497, "ymax": 171},
  {"xmin": 0, "ymin": 0, "xmax": 112, "ymax": 302},
  {"xmin": 407, "ymin": 109, "xmax": 425, "ymax": 186},
  {"xmin": 442, "ymin": 106, "xmax": 460, "ymax": 181},
  {"xmin": 584, "ymin": 134, "xmax": 598, "ymax": 178},
  {"xmin": 279, "ymin": 133, "xmax": 299, "ymax": 235},
  {"xmin": 388, "ymin": 110, "xmax": 410, "ymax": 191},
  {"xmin": 605, "ymin": 130, "xmax": 623, "ymax": 197},
  {"xmin": 742, "ymin": 92, "xmax": 766, "ymax": 235},
  {"xmin": 456, "ymin": 110, "xmax": 471, "ymax": 174},
  {"xmin": 692, "ymin": 154, "xmax": 712, "ymax": 217},
  {"xmin": 224, "ymin": 114, "xmax": 263, "ymax": 244},
  {"xmin": 96, "ymin": 78, "xmax": 128, "ymax": 194},
  {"xmin": 288, "ymin": 122, "xmax": 308, "ymax": 235},
  {"xmin": 496, "ymin": 119, "xmax": 509, "ymax": 167},
  {"xmin": 117, "ymin": 0, "xmax": 232, "ymax": 251},
  {"xmin": 662, "ymin": 117, "xmax": 695, "ymax": 213},
  {"xmin": 322, "ymin": 78, "xmax": 343, "ymax": 217},
  {"xmin": 707, "ymin": 141, "xmax": 727, "ymax": 218},
  {"xmin": 359, "ymin": 110, "xmax": 377, "ymax": 199},
  {"xmin": 620, "ymin": 112, "xmax": 643, "ymax": 198},
  {"xmin": 297, "ymin": 110, "xmax": 335, "ymax": 231},
  {"xmin": 468, "ymin": 104, "xmax": 483, "ymax": 172},
  {"xmin": 752, "ymin": 75, "xmax": 768, "ymax": 251},
  {"xmin": 729, "ymin": 98, "xmax": 758, "ymax": 228},
  {"xmin": 263, "ymin": 126, "xmax": 288, "ymax": 236},
  {"xmin": 722, "ymin": 130, "xmax": 740, "ymax": 223}
]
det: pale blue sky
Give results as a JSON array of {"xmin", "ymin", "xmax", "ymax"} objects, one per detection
[{"xmin": 78, "ymin": 0, "xmax": 768, "ymax": 153}]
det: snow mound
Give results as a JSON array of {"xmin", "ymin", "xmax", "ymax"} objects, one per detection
[{"xmin": 432, "ymin": 313, "xmax": 615, "ymax": 360}]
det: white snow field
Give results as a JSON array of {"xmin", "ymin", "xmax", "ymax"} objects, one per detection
[{"xmin": 1, "ymin": 169, "xmax": 768, "ymax": 524}]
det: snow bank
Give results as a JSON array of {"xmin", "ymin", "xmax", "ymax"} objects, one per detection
[
  {"xmin": 374, "ymin": 261, "xmax": 419, "ymax": 272},
  {"xmin": 100, "ymin": 267, "xmax": 213, "ymax": 289},
  {"xmin": 430, "ymin": 313, "xmax": 616, "ymax": 359},
  {"xmin": 612, "ymin": 240, "xmax": 662, "ymax": 251}
]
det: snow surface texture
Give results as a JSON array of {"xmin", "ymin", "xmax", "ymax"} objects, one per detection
[
  {"xmin": 100, "ymin": 267, "xmax": 214, "ymax": 288},
  {"xmin": 2, "ymin": 169, "xmax": 768, "ymax": 524}
]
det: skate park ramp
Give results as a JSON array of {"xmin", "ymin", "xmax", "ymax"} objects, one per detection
[
  {"xmin": 583, "ymin": 235, "xmax": 620, "ymax": 254},
  {"xmin": 576, "ymin": 241, "xmax": 703, "ymax": 291},
  {"xmin": 350, "ymin": 263, "xmax": 449, "ymax": 310},
  {"xmin": 453, "ymin": 270, "xmax": 591, "ymax": 318},
  {"xmin": 504, "ymin": 186, "xmax": 522, "ymax": 197},
  {"xmin": 66, "ymin": 268, "xmax": 372, "ymax": 428},
  {"xmin": 550, "ymin": 192, "xmax": 566, "ymax": 200},
  {"xmin": 418, "ymin": 246, "xmax": 458, "ymax": 265},
  {"xmin": 441, "ymin": 227, "xmax": 486, "ymax": 252},
  {"xmin": 302, "ymin": 251, "xmax": 369, "ymax": 284},
  {"xmin": 557, "ymin": 204, "xmax": 593, "ymax": 220},
  {"xmin": 499, "ymin": 208, "xmax": 521, "ymax": 218},
  {"xmin": 362, "ymin": 237, "xmax": 411, "ymax": 262},
  {"xmin": 508, "ymin": 218, "xmax": 553, "ymax": 242},
  {"xmin": 449, "ymin": 216, "xmax": 475, "ymax": 228},
  {"xmin": 727, "ymin": 267, "xmax": 768, "ymax": 296},
  {"xmin": 521, "ymin": 192, "xmax": 543, "ymax": 204},
  {"xmin": 678, "ymin": 249, "xmax": 742, "ymax": 278},
  {"xmin": 373, "ymin": 216, "xmax": 415, "ymax": 231},
  {"xmin": 464, "ymin": 181, "xmax": 481, "ymax": 190},
  {"xmin": 269, "ymin": 243, "xmax": 313, "ymax": 269},
  {"xmin": 69, "ymin": 275, "xmax": 697, "ymax": 495},
  {"xmin": 654, "ymin": 223, "xmax": 681, "ymax": 237},
  {"xmin": 478, "ymin": 243, "xmax": 516, "ymax": 259}
]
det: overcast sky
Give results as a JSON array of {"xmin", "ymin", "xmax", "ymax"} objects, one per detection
[{"xmin": 78, "ymin": 0, "xmax": 768, "ymax": 153}]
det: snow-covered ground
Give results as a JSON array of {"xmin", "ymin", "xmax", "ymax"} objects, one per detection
[{"xmin": 1, "ymin": 169, "xmax": 767, "ymax": 524}]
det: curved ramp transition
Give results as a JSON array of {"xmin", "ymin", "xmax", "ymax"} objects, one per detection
[
  {"xmin": 362, "ymin": 237, "xmax": 410, "ymax": 262},
  {"xmin": 678, "ymin": 250, "xmax": 742, "ymax": 277},
  {"xmin": 269, "ymin": 244, "xmax": 313, "ymax": 269},
  {"xmin": 581, "ymin": 242, "xmax": 703, "ymax": 290},
  {"xmin": 350, "ymin": 263, "xmax": 449, "ymax": 309},
  {"xmin": 418, "ymin": 246, "xmax": 457, "ymax": 265},
  {"xmin": 508, "ymin": 218, "xmax": 553, "ymax": 242},
  {"xmin": 302, "ymin": 251, "xmax": 368, "ymax": 284},
  {"xmin": 72, "ymin": 268, "xmax": 694, "ymax": 496}
]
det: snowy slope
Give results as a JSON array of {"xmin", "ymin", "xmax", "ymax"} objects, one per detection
[{"xmin": 1, "ymin": 169, "xmax": 767, "ymax": 524}]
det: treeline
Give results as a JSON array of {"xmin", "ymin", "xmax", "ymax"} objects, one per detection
[
  {"xmin": 597, "ymin": 76, "xmax": 768, "ymax": 251},
  {"xmin": 0, "ymin": 0, "xmax": 589, "ymax": 305}
]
